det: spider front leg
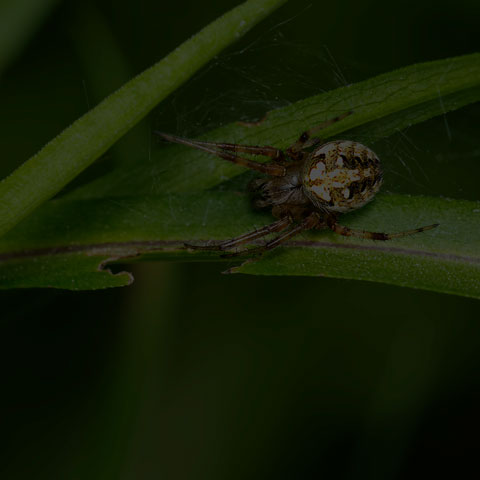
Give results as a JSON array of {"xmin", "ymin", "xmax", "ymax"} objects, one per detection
[
  {"xmin": 155, "ymin": 131, "xmax": 286, "ymax": 176},
  {"xmin": 185, "ymin": 139, "xmax": 285, "ymax": 160},
  {"xmin": 286, "ymin": 111, "xmax": 353, "ymax": 156},
  {"xmin": 223, "ymin": 212, "xmax": 320, "ymax": 258},
  {"xmin": 328, "ymin": 219, "xmax": 439, "ymax": 240},
  {"xmin": 185, "ymin": 217, "xmax": 292, "ymax": 252}
]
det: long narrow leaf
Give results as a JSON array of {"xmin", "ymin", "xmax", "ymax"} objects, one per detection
[
  {"xmin": 68, "ymin": 53, "xmax": 480, "ymax": 199},
  {"xmin": 0, "ymin": 192, "xmax": 479, "ymax": 298},
  {"xmin": 0, "ymin": 0, "xmax": 287, "ymax": 237}
]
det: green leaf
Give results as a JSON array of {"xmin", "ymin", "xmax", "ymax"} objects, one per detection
[
  {"xmin": 68, "ymin": 52, "xmax": 480, "ymax": 199},
  {"xmin": 1, "ymin": 50, "xmax": 478, "ymax": 294},
  {"xmin": 0, "ymin": 252, "xmax": 133, "ymax": 290},
  {"xmin": 1, "ymin": 192, "xmax": 479, "ymax": 298},
  {"xmin": 0, "ymin": 0, "xmax": 288, "ymax": 237}
]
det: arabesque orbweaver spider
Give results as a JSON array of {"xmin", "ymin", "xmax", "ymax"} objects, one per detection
[{"xmin": 156, "ymin": 113, "xmax": 438, "ymax": 258}]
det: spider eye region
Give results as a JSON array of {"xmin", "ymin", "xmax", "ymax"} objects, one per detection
[{"xmin": 302, "ymin": 141, "xmax": 383, "ymax": 212}]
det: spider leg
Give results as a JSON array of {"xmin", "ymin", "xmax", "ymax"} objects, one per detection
[
  {"xmin": 287, "ymin": 111, "xmax": 353, "ymax": 155},
  {"xmin": 329, "ymin": 221, "xmax": 439, "ymax": 240},
  {"xmin": 222, "ymin": 213, "xmax": 319, "ymax": 258},
  {"xmin": 168, "ymin": 138, "xmax": 285, "ymax": 160},
  {"xmin": 155, "ymin": 132, "xmax": 286, "ymax": 176},
  {"xmin": 185, "ymin": 217, "xmax": 292, "ymax": 251}
]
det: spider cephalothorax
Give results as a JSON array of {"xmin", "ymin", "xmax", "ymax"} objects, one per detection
[{"xmin": 156, "ymin": 113, "xmax": 437, "ymax": 257}]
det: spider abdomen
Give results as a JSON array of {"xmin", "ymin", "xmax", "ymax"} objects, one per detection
[{"xmin": 302, "ymin": 140, "xmax": 383, "ymax": 212}]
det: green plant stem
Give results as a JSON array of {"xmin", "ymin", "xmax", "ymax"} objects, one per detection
[{"xmin": 0, "ymin": 0, "xmax": 287, "ymax": 238}]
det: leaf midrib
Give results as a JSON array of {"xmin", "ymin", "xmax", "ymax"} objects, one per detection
[{"xmin": 1, "ymin": 235, "xmax": 478, "ymax": 267}]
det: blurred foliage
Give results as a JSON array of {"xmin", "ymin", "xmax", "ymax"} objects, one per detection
[
  {"xmin": 0, "ymin": 0, "xmax": 479, "ymax": 479},
  {"xmin": 0, "ymin": 0, "xmax": 60, "ymax": 76}
]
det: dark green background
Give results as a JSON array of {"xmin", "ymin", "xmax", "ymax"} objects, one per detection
[{"xmin": 1, "ymin": 0, "xmax": 479, "ymax": 478}]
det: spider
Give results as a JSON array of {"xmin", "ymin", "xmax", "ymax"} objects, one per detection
[{"xmin": 155, "ymin": 113, "xmax": 438, "ymax": 258}]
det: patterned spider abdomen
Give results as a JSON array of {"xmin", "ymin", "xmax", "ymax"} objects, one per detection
[{"xmin": 302, "ymin": 140, "xmax": 383, "ymax": 212}]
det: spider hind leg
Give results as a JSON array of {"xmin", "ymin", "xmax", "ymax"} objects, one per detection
[
  {"xmin": 329, "ymin": 222, "xmax": 439, "ymax": 240},
  {"xmin": 185, "ymin": 217, "xmax": 292, "ymax": 252},
  {"xmin": 222, "ymin": 212, "xmax": 320, "ymax": 258},
  {"xmin": 286, "ymin": 111, "xmax": 353, "ymax": 155}
]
